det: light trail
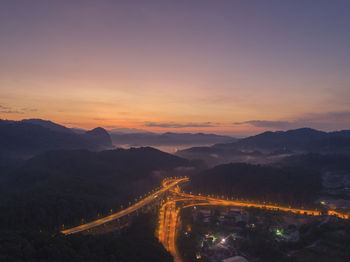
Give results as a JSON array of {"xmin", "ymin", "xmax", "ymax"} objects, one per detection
[
  {"xmin": 60, "ymin": 176, "xmax": 349, "ymax": 262},
  {"xmin": 61, "ymin": 177, "xmax": 189, "ymax": 235},
  {"xmin": 158, "ymin": 200, "xmax": 181, "ymax": 262},
  {"xmin": 158, "ymin": 189, "xmax": 349, "ymax": 262},
  {"xmin": 173, "ymin": 191, "xmax": 350, "ymax": 219}
]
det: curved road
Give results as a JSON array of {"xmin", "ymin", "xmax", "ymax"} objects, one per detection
[
  {"xmin": 158, "ymin": 190, "xmax": 349, "ymax": 262},
  {"xmin": 61, "ymin": 176, "xmax": 349, "ymax": 262},
  {"xmin": 61, "ymin": 177, "xmax": 189, "ymax": 235}
]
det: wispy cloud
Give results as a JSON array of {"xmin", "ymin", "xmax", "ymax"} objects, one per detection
[
  {"xmin": 0, "ymin": 104, "xmax": 37, "ymax": 114},
  {"xmin": 145, "ymin": 122, "xmax": 217, "ymax": 128},
  {"xmin": 21, "ymin": 107, "xmax": 37, "ymax": 112},
  {"xmin": 0, "ymin": 110, "xmax": 24, "ymax": 114},
  {"xmin": 233, "ymin": 120, "xmax": 291, "ymax": 129},
  {"xmin": 233, "ymin": 110, "xmax": 350, "ymax": 130},
  {"xmin": 300, "ymin": 111, "xmax": 350, "ymax": 122}
]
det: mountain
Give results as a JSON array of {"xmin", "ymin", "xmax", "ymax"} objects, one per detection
[
  {"xmin": 215, "ymin": 128, "xmax": 350, "ymax": 152},
  {"xmin": 228, "ymin": 128, "xmax": 327, "ymax": 151},
  {"xmin": 21, "ymin": 118, "xmax": 73, "ymax": 134},
  {"xmin": 110, "ymin": 131, "xmax": 235, "ymax": 146},
  {"xmin": 177, "ymin": 128, "xmax": 350, "ymax": 165},
  {"xmin": 84, "ymin": 127, "xmax": 112, "ymax": 147},
  {"xmin": 0, "ymin": 119, "xmax": 112, "ymax": 159},
  {"xmin": 280, "ymin": 153, "xmax": 350, "ymax": 172},
  {"xmin": 109, "ymin": 127, "xmax": 153, "ymax": 134}
]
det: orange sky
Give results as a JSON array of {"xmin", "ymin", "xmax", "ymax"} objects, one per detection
[{"xmin": 1, "ymin": 1, "xmax": 350, "ymax": 136}]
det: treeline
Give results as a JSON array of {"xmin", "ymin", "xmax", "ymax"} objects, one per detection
[
  {"xmin": 188, "ymin": 163, "xmax": 322, "ymax": 207},
  {"xmin": 0, "ymin": 147, "xmax": 188, "ymax": 261},
  {"xmin": 281, "ymin": 153, "xmax": 350, "ymax": 172},
  {"xmin": 0, "ymin": 147, "xmax": 190, "ymax": 231},
  {"xmin": 0, "ymin": 214, "xmax": 173, "ymax": 262}
]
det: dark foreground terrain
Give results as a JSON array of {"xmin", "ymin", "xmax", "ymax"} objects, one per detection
[{"xmin": 1, "ymin": 121, "xmax": 350, "ymax": 262}]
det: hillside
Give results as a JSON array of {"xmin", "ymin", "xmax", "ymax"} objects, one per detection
[
  {"xmin": 0, "ymin": 214, "xmax": 172, "ymax": 262},
  {"xmin": 187, "ymin": 163, "xmax": 322, "ymax": 207},
  {"xmin": 216, "ymin": 128, "xmax": 350, "ymax": 152},
  {"xmin": 176, "ymin": 128, "xmax": 350, "ymax": 165},
  {"xmin": 0, "ymin": 119, "xmax": 113, "ymax": 160},
  {"xmin": 110, "ymin": 131, "xmax": 235, "ymax": 146},
  {"xmin": 0, "ymin": 147, "xmax": 191, "ymax": 231},
  {"xmin": 0, "ymin": 146, "xmax": 189, "ymax": 262}
]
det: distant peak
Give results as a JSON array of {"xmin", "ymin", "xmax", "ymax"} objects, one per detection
[
  {"xmin": 86, "ymin": 127, "xmax": 108, "ymax": 134},
  {"xmin": 85, "ymin": 127, "xmax": 112, "ymax": 146},
  {"xmin": 91, "ymin": 127, "xmax": 106, "ymax": 131}
]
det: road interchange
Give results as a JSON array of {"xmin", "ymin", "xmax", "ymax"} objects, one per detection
[
  {"xmin": 61, "ymin": 177, "xmax": 189, "ymax": 235},
  {"xmin": 61, "ymin": 177, "xmax": 349, "ymax": 261}
]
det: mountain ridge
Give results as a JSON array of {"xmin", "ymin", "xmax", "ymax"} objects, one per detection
[{"xmin": 0, "ymin": 119, "xmax": 112, "ymax": 159}]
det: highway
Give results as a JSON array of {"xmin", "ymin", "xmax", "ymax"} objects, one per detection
[
  {"xmin": 158, "ymin": 200, "xmax": 181, "ymax": 262},
  {"xmin": 172, "ymin": 191, "xmax": 350, "ymax": 219},
  {"xmin": 61, "ymin": 177, "xmax": 189, "ymax": 235},
  {"xmin": 61, "ymin": 176, "xmax": 349, "ymax": 262},
  {"xmin": 158, "ymin": 189, "xmax": 350, "ymax": 262}
]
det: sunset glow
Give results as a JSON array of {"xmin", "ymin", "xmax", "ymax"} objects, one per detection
[{"xmin": 1, "ymin": 0, "xmax": 350, "ymax": 136}]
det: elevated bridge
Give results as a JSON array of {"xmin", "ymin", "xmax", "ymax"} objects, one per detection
[{"xmin": 61, "ymin": 177, "xmax": 189, "ymax": 235}]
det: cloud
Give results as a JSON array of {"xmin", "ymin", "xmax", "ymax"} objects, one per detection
[
  {"xmin": 300, "ymin": 111, "xmax": 350, "ymax": 122},
  {"xmin": 145, "ymin": 122, "xmax": 216, "ymax": 128},
  {"xmin": 233, "ymin": 120, "xmax": 292, "ymax": 129},
  {"xmin": 0, "ymin": 105, "xmax": 9, "ymax": 109},
  {"xmin": 0, "ymin": 109, "xmax": 24, "ymax": 114},
  {"xmin": 92, "ymin": 117, "xmax": 107, "ymax": 121},
  {"xmin": 0, "ymin": 105, "xmax": 37, "ymax": 114},
  {"xmin": 21, "ymin": 107, "xmax": 37, "ymax": 112},
  {"xmin": 233, "ymin": 110, "xmax": 350, "ymax": 131}
]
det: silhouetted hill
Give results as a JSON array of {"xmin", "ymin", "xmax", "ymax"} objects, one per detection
[
  {"xmin": 109, "ymin": 127, "xmax": 153, "ymax": 134},
  {"xmin": 0, "ymin": 147, "xmax": 187, "ymax": 261},
  {"xmin": 0, "ymin": 119, "xmax": 112, "ymax": 159},
  {"xmin": 21, "ymin": 118, "xmax": 73, "ymax": 133},
  {"xmin": 84, "ymin": 127, "xmax": 112, "ymax": 147},
  {"xmin": 177, "ymin": 128, "xmax": 350, "ymax": 165},
  {"xmin": 234, "ymin": 128, "xmax": 326, "ymax": 150},
  {"xmin": 110, "ymin": 131, "xmax": 235, "ymax": 146},
  {"xmin": 0, "ymin": 147, "xmax": 190, "ymax": 231},
  {"xmin": 188, "ymin": 163, "xmax": 321, "ymax": 207},
  {"xmin": 176, "ymin": 145, "xmax": 262, "ymax": 166},
  {"xmin": 280, "ymin": 153, "xmax": 350, "ymax": 172},
  {"xmin": 215, "ymin": 128, "xmax": 350, "ymax": 152},
  {"xmin": 0, "ymin": 214, "xmax": 172, "ymax": 262}
]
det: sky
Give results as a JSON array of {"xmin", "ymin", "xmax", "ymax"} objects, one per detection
[{"xmin": 1, "ymin": 0, "xmax": 350, "ymax": 136}]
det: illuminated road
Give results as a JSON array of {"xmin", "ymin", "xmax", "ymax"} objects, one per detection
[
  {"xmin": 158, "ymin": 200, "xmax": 181, "ymax": 262},
  {"xmin": 173, "ymin": 191, "xmax": 350, "ymax": 219},
  {"xmin": 158, "ymin": 189, "xmax": 350, "ymax": 262},
  {"xmin": 61, "ymin": 177, "xmax": 189, "ymax": 235},
  {"xmin": 61, "ymin": 176, "xmax": 349, "ymax": 262},
  {"xmin": 172, "ymin": 190, "xmax": 349, "ymax": 219}
]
